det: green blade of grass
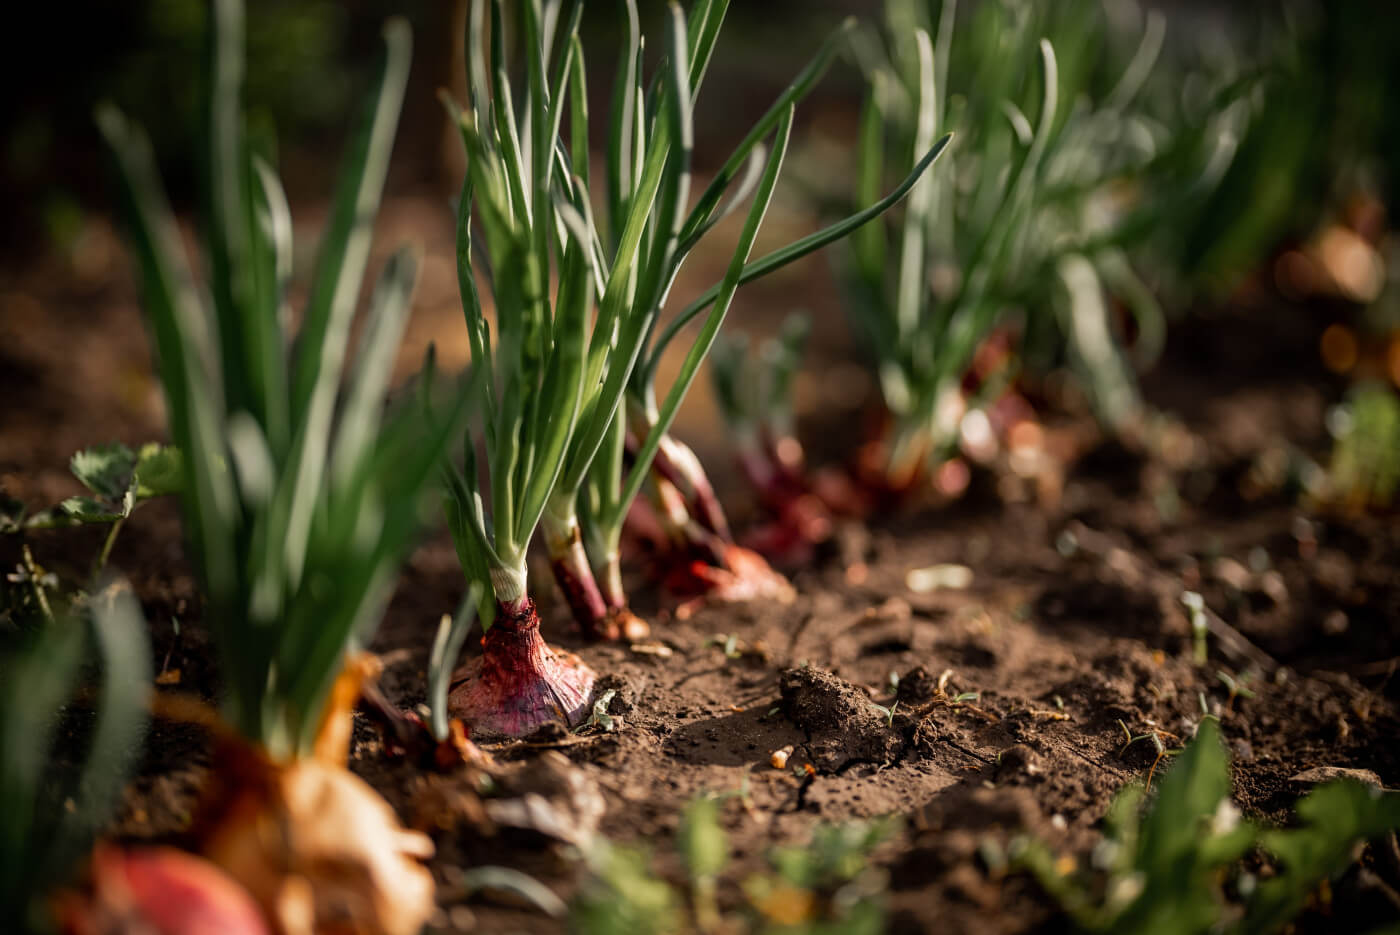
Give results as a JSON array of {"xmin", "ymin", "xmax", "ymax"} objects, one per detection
[
  {"xmin": 203, "ymin": 0, "xmax": 263, "ymax": 429},
  {"xmin": 251, "ymin": 154, "xmax": 293, "ymax": 316},
  {"xmin": 852, "ymin": 91, "xmax": 887, "ymax": 287},
  {"xmin": 290, "ymin": 18, "xmax": 410, "ymax": 423},
  {"xmin": 514, "ymin": 200, "xmax": 594, "ymax": 547},
  {"xmin": 685, "ymin": 0, "xmax": 730, "ymax": 99},
  {"xmin": 0, "ymin": 619, "xmax": 84, "ymax": 910},
  {"xmin": 631, "ymin": 3, "xmax": 695, "ymax": 352},
  {"xmin": 467, "ymin": 0, "xmax": 492, "ymax": 126},
  {"xmin": 674, "ymin": 145, "xmax": 765, "ymax": 259}
]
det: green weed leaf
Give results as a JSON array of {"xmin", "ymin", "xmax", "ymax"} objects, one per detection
[
  {"xmin": 1244, "ymin": 781, "xmax": 1400, "ymax": 935},
  {"xmin": 132, "ymin": 443, "xmax": 183, "ymax": 498},
  {"xmin": 69, "ymin": 443, "xmax": 138, "ymax": 500}
]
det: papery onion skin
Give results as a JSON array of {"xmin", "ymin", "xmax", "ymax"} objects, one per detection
[{"xmin": 194, "ymin": 738, "xmax": 436, "ymax": 935}]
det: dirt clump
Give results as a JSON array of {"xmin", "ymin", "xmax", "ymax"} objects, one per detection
[{"xmin": 779, "ymin": 666, "xmax": 905, "ymax": 771}]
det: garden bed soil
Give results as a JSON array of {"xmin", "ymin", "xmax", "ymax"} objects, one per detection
[{"xmin": 2, "ymin": 200, "xmax": 1398, "ymax": 933}]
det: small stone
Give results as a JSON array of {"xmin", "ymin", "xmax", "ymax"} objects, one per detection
[
  {"xmin": 1212, "ymin": 557, "xmax": 1252, "ymax": 592},
  {"xmin": 906, "ymin": 564, "xmax": 974, "ymax": 593},
  {"xmin": 1257, "ymin": 570, "xmax": 1289, "ymax": 606},
  {"xmin": 866, "ymin": 597, "xmax": 912, "ymax": 622},
  {"xmin": 1289, "ymin": 766, "xmax": 1383, "ymax": 787}
]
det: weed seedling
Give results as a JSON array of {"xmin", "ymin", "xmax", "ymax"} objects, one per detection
[
  {"xmin": 1018, "ymin": 718, "xmax": 1400, "ymax": 935},
  {"xmin": 571, "ymin": 795, "xmax": 898, "ymax": 934},
  {"xmin": 871, "ymin": 700, "xmax": 900, "ymax": 728},
  {"xmin": 579, "ymin": 689, "xmax": 621, "ymax": 734},
  {"xmin": 1215, "ymin": 669, "xmax": 1257, "ymax": 711},
  {"xmin": 1325, "ymin": 382, "xmax": 1400, "ymax": 510},
  {"xmin": 1117, "ymin": 719, "xmax": 1180, "ymax": 791},
  {"xmin": 704, "ymin": 633, "xmax": 743, "ymax": 660},
  {"xmin": 2, "ymin": 443, "xmax": 180, "ymax": 579},
  {"xmin": 6, "ymin": 545, "xmax": 58, "ymax": 624}
]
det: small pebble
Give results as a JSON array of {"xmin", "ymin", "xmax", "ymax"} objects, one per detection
[
  {"xmin": 449, "ymin": 905, "xmax": 476, "ymax": 931},
  {"xmin": 906, "ymin": 563, "xmax": 974, "ymax": 593}
]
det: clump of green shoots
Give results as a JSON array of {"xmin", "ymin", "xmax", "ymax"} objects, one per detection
[
  {"xmin": 435, "ymin": 0, "xmax": 950, "ymax": 729},
  {"xmin": 99, "ymin": 14, "xmax": 450, "ymax": 761},
  {"xmin": 840, "ymin": 0, "xmax": 1208, "ymax": 493},
  {"xmin": 1015, "ymin": 717, "xmax": 1400, "ymax": 935},
  {"xmin": 97, "ymin": 1, "xmax": 446, "ymax": 930},
  {"xmin": 558, "ymin": 0, "xmax": 948, "ymax": 630}
]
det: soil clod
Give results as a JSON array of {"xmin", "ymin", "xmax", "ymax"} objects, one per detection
[{"xmin": 779, "ymin": 666, "xmax": 906, "ymax": 771}]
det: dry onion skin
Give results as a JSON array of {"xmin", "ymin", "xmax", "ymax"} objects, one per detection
[
  {"xmin": 148, "ymin": 657, "xmax": 438, "ymax": 935},
  {"xmin": 194, "ymin": 745, "xmax": 435, "ymax": 935}
]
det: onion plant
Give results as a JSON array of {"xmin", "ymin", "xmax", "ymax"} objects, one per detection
[
  {"xmin": 97, "ymin": 2, "xmax": 445, "ymax": 930},
  {"xmin": 558, "ymin": 0, "xmax": 948, "ymax": 635},
  {"xmin": 844, "ymin": 0, "xmax": 1188, "ymax": 488},
  {"xmin": 437, "ymin": 0, "xmax": 950, "ymax": 732}
]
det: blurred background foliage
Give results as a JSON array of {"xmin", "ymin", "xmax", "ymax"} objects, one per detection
[
  {"xmin": 1, "ymin": 0, "xmax": 1397, "ymax": 293},
  {"xmin": 0, "ymin": 0, "xmax": 854, "ymax": 259}
]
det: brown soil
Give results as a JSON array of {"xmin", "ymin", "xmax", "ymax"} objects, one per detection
[{"xmin": 3, "ymin": 198, "xmax": 1398, "ymax": 934}]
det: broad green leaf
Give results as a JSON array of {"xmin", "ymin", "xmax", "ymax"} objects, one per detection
[
  {"xmin": 132, "ymin": 443, "xmax": 184, "ymax": 499},
  {"xmin": 1244, "ymin": 781, "xmax": 1400, "ymax": 935}
]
